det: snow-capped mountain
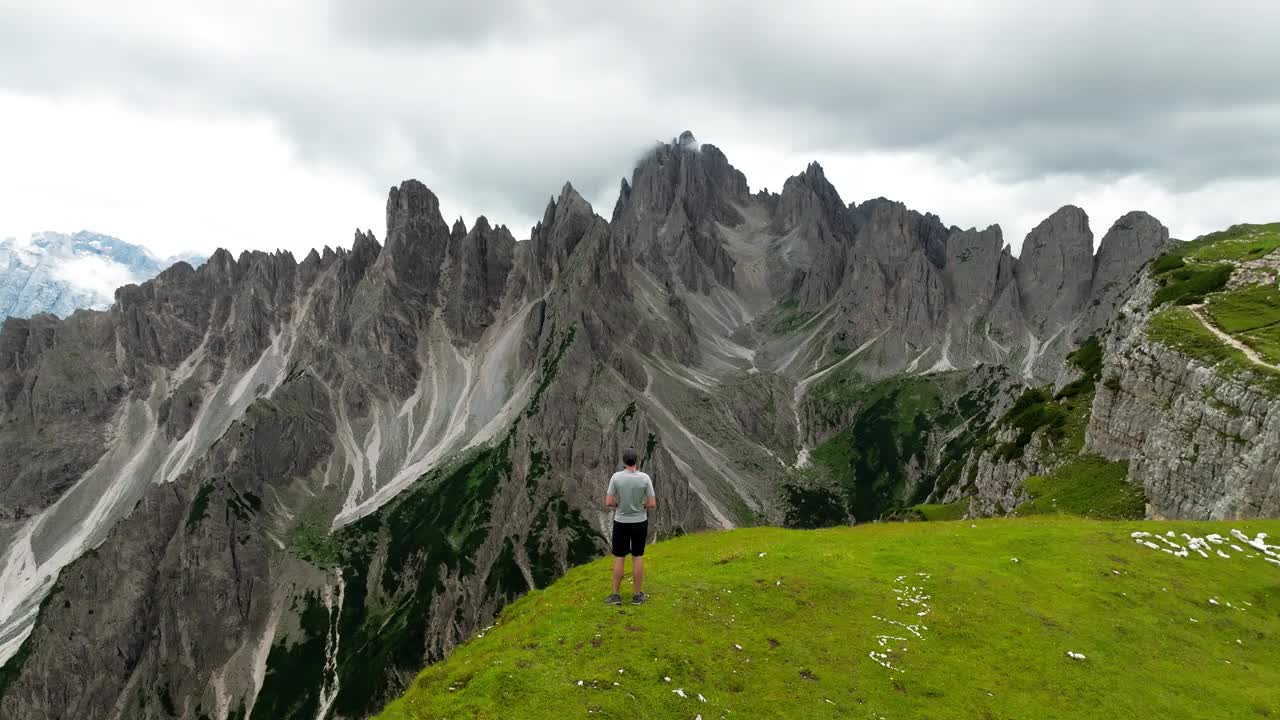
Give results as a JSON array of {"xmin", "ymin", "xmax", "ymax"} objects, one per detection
[{"xmin": 0, "ymin": 231, "xmax": 204, "ymax": 319}]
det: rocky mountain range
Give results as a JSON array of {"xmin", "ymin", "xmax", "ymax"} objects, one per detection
[
  {"xmin": 1, "ymin": 132, "xmax": 1275, "ymax": 719},
  {"xmin": 0, "ymin": 231, "xmax": 204, "ymax": 319}
]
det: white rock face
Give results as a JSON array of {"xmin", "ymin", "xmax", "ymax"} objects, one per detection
[{"xmin": 0, "ymin": 231, "xmax": 202, "ymax": 319}]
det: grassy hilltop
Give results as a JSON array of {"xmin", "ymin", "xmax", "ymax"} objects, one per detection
[{"xmin": 376, "ymin": 517, "xmax": 1280, "ymax": 719}]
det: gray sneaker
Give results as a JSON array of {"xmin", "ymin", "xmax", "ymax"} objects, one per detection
[
  {"xmin": 604, "ymin": 593, "xmax": 622, "ymax": 606},
  {"xmin": 631, "ymin": 592, "xmax": 648, "ymax": 605}
]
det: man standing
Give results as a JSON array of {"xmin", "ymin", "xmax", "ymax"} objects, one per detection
[{"xmin": 604, "ymin": 447, "xmax": 656, "ymax": 605}]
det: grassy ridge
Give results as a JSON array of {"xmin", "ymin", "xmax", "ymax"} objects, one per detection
[
  {"xmin": 1147, "ymin": 306, "xmax": 1280, "ymax": 396},
  {"xmin": 1145, "ymin": 220, "xmax": 1280, "ymax": 395},
  {"xmin": 1186, "ymin": 222, "xmax": 1280, "ymax": 262},
  {"xmin": 376, "ymin": 518, "xmax": 1280, "ymax": 720},
  {"xmin": 1206, "ymin": 283, "xmax": 1280, "ymax": 365}
]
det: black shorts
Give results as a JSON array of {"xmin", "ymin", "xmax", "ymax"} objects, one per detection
[{"xmin": 611, "ymin": 520, "xmax": 649, "ymax": 557}]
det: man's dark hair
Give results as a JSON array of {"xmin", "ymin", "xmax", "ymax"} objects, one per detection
[{"xmin": 622, "ymin": 447, "xmax": 639, "ymax": 467}]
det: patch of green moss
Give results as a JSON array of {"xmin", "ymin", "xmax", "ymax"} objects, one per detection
[
  {"xmin": 0, "ymin": 623, "xmax": 33, "ymax": 699},
  {"xmin": 768, "ymin": 297, "xmax": 817, "ymax": 334},
  {"xmin": 526, "ymin": 324, "xmax": 577, "ymax": 418},
  {"xmin": 642, "ymin": 432, "xmax": 658, "ymax": 468},
  {"xmin": 226, "ymin": 488, "xmax": 262, "ymax": 523},
  {"xmin": 524, "ymin": 505, "xmax": 557, "ymax": 589},
  {"xmin": 485, "ymin": 538, "xmax": 530, "ymax": 601},
  {"xmin": 283, "ymin": 361, "xmax": 309, "ymax": 384},
  {"xmin": 249, "ymin": 591, "xmax": 330, "ymax": 720},
  {"xmin": 525, "ymin": 441, "xmax": 551, "ymax": 499},
  {"xmin": 802, "ymin": 362, "xmax": 866, "ymax": 432},
  {"xmin": 615, "ymin": 401, "xmax": 638, "ymax": 432},
  {"xmin": 186, "ymin": 482, "xmax": 214, "ymax": 533},
  {"xmin": 556, "ymin": 498, "xmax": 603, "ymax": 566},
  {"xmin": 287, "ymin": 516, "xmax": 344, "ymax": 569},
  {"xmin": 157, "ymin": 683, "xmax": 178, "ymax": 717}
]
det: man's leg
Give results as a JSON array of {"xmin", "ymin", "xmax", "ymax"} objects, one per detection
[
  {"xmin": 612, "ymin": 556, "xmax": 625, "ymax": 594},
  {"xmin": 632, "ymin": 556, "xmax": 644, "ymax": 594}
]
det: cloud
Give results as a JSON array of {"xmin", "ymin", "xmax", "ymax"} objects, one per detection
[
  {"xmin": 50, "ymin": 254, "xmax": 140, "ymax": 300},
  {"xmin": 1, "ymin": 1, "xmax": 1278, "ymax": 257}
]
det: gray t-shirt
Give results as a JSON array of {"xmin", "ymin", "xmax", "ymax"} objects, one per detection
[{"xmin": 607, "ymin": 469, "xmax": 655, "ymax": 523}]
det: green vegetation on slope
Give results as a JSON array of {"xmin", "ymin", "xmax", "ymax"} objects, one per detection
[
  {"xmin": 1146, "ymin": 306, "xmax": 1280, "ymax": 396},
  {"xmin": 1149, "ymin": 222, "xmax": 1280, "ymax": 275},
  {"xmin": 1054, "ymin": 335, "xmax": 1103, "ymax": 399},
  {"xmin": 186, "ymin": 481, "xmax": 214, "ymax": 532},
  {"xmin": 1146, "ymin": 222, "xmax": 1280, "ymax": 372},
  {"xmin": 1207, "ymin": 283, "xmax": 1280, "ymax": 334},
  {"xmin": 908, "ymin": 498, "xmax": 970, "ymax": 521},
  {"xmin": 262, "ymin": 425, "xmax": 605, "ymax": 718},
  {"xmin": 1017, "ymin": 456, "xmax": 1143, "ymax": 520},
  {"xmin": 1185, "ymin": 222, "xmax": 1280, "ymax": 262},
  {"xmin": 767, "ymin": 296, "xmax": 817, "ymax": 334},
  {"xmin": 802, "ymin": 373, "xmax": 998, "ymax": 523},
  {"xmin": 250, "ymin": 592, "xmax": 331, "ymax": 720},
  {"xmin": 1206, "ymin": 282, "xmax": 1280, "ymax": 365},
  {"xmin": 1150, "ymin": 262, "xmax": 1233, "ymax": 308},
  {"xmin": 527, "ymin": 323, "xmax": 577, "ymax": 417},
  {"xmin": 324, "ymin": 441, "xmax": 517, "ymax": 718},
  {"xmin": 0, "ymin": 582, "xmax": 62, "ymax": 699},
  {"xmin": 994, "ymin": 388, "xmax": 1068, "ymax": 461},
  {"xmin": 946, "ymin": 337, "xmax": 1129, "ymax": 517},
  {"xmin": 376, "ymin": 518, "xmax": 1280, "ymax": 720},
  {"xmin": 986, "ymin": 367, "xmax": 1094, "ymax": 465}
]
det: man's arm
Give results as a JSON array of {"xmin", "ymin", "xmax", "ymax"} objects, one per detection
[
  {"xmin": 605, "ymin": 476, "xmax": 618, "ymax": 509},
  {"xmin": 644, "ymin": 475, "xmax": 657, "ymax": 509}
]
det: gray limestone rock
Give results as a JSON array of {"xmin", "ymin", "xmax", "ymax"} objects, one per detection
[{"xmin": 1014, "ymin": 205, "xmax": 1094, "ymax": 335}]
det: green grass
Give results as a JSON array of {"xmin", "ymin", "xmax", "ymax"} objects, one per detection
[
  {"xmin": 994, "ymin": 388, "xmax": 1068, "ymax": 461},
  {"xmin": 1202, "ymin": 283, "xmax": 1280, "ymax": 365},
  {"xmin": 1186, "ymin": 222, "xmax": 1280, "ymax": 262},
  {"xmin": 1146, "ymin": 306, "xmax": 1280, "ymax": 396},
  {"xmin": 911, "ymin": 499, "xmax": 970, "ymax": 521},
  {"xmin": 375, "ymin": 518, "xmax": 1280, "ymax": 720},
  {"xmin": 1147, "ymin": 307, "xmax": 1238, "ymax": 366},
  {"xmin": 1055, "ymin": 336, "xmax": 1103, "ymax": 400},
  {"xmin": 1150, "ymin": 262, "xmax": 1232, "ymax": 308},
  {"xmin": 1240, "ymin": 325, "xmax": 1280, "ymax": 366},
  {"xmin": 1206, "ymin": 283, "xmax": 1280, "ymax": 334},
  {"xmin": 1017, "ymin": 456, "xmax": 1144, "ymax": 520},
  {"xmin": 768, "ymin": 297, "xmax": 817, "ymax": 334}
]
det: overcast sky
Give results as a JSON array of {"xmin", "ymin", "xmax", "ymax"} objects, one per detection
[{"xmin": 2, "ymin": 1, "xmax": 1278, "ymax": 260}]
